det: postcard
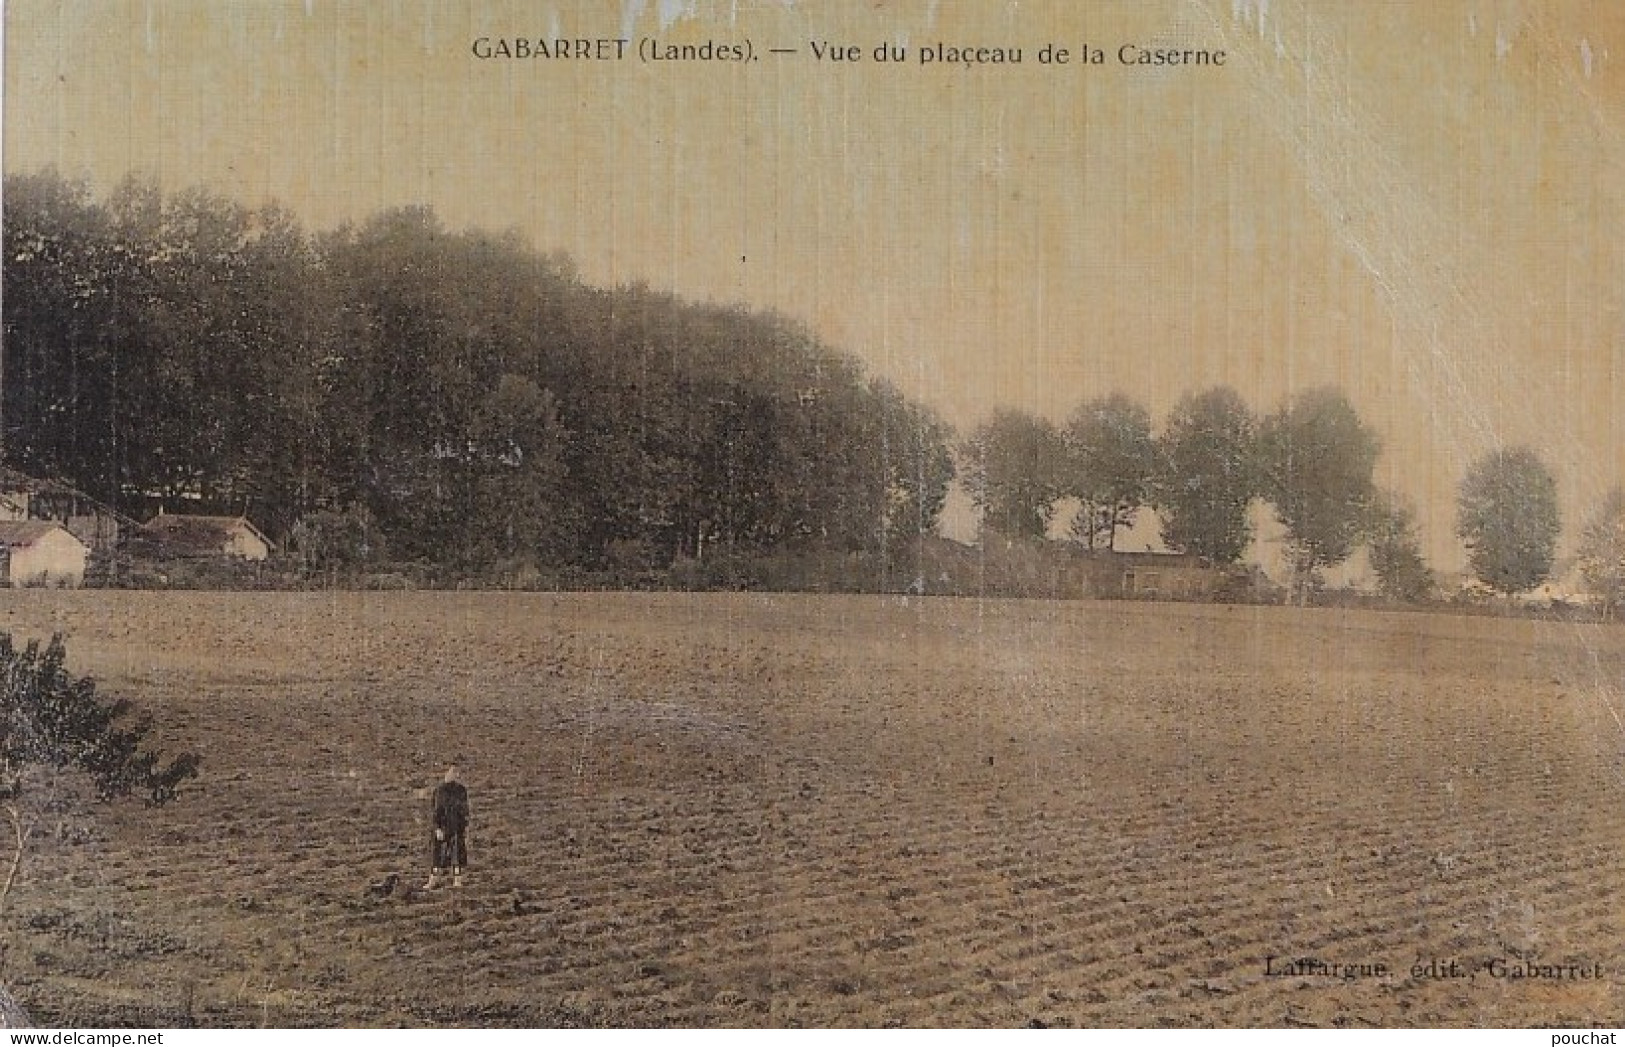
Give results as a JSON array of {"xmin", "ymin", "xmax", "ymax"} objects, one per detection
[{"xmin": 2, "ymin": 0, "xmax": 1622, "ymax": 1030}]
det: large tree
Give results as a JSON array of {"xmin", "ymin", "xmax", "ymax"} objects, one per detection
[
  {"xmin": 466, "ymin": 374, "xmax": 573, "ymax": 566},
  {"xmin": 3, "ymin": 172, "xmax": 344, "ymax": 529},
  {"xmin": 1365, "ymin": 489, "xmax": 1435, "ymax": 603},
  {"xmin": 1, "ymin": 170, "xmax": 124, "ymax": 499},
  {"xmin": 1155, "ymin": 387, "xmax": 1260, "ymax": 564},
  {"xmin": 1455, "ymin": 446, "xmax": 1561, "ymax": 596},
  {"xmin": 1063, "ymin": 394, "xmax": 1157, "ymax": 551},
  {"xmin": 1576, "ymin": 487, "xmax": 1625, "ymax": 617},
  {"xmin": 1258, "ymin": 387, "xmax": 1381, "ymax": 601},
  {"xmin": 874, "ymin": 384, "xmax": 955, "ymax": 548},
  {"xmin": 959, "ymin": 409, "xmax": 1066, "ymax": 540}
]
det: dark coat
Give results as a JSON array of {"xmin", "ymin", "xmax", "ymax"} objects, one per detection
[{"xmin": 432, "ymin": 780, "xmax": 469, "ymax": 868}]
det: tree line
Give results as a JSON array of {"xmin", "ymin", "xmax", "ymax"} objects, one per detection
[
  {"xmin": 960, "ymin": 387, "xmax": 1614, "ymax": 607},
  {"xmin": 961, "ymin": 387, "xmax": 1412, "ymax": 603},
  {"xmin": 5, "ymin": 169, "xmax": 1618, "ymax": 607},
  {"xmin": 2, "ymin": 170, "xmax": 952, "ymax": 580}
]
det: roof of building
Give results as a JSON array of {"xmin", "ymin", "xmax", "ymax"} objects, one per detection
[
  {"xmin": 143, "ymin": 514, "xmax": 270, "ymax": 554},
  {"xmin": 145, "ymin": 513, "xmax": 258, "ymax": 533},
  {"xmin": 0, "ymin": 465, "xmax": 143, "ymax": 525},
  {"xmin": 0, "ymin": 520, "xmax": 81, "ymax": 548}
]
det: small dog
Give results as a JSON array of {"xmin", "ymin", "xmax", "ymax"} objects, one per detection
[{"xmin": 366, "ymin": 873, "xmax": 400, "ymax": 899}]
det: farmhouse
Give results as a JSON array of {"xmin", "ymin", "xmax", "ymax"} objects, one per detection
[
  {"xmin": 0, "ymin": 520, "xmax": 90, "ymax": 587},
  {"xmin": 0, "ymin": 466, "xmax": 125, "ymax": 552},
  {"xmin": 924, "ymin": 535, "xmax": 1234, "ymax": 601},
  {"xmin": 1067, "ymin": 550, "xmax": 1225, "ymax": 601},
  {"xmin": 142, "ymin": 514, "xmax": 272, "ymax": 561}
]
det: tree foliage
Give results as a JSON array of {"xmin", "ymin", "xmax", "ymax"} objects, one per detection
[
  {"xmin": 0, "ymin": 633, "xmax": 198, "ymax": 805},
  {"xmin": 2, "ymin": 170, "xmax": 955, "ymax": 577},
  {"xmin": 1577, "ymin": 487, "xmax": 1625, "ymax": 616},
  {"xmin": 1063, "ymin": 394, "xmax": 1156, "ymax": 551},
  {"xmin": 288, "ymin": 503, "xmax": 384, "ymax": 580},
  {"xmin": 873, "ymin": 384, "xmax": 956, "ymax": 548},
  {"xmin": 1365, "ymin": 490, "xmax": 1435, "ymax": 603},
  {"xmin": 1455, "ymin": 446, "xmax": 1560, "ymax": 596},
  {"xmin": 959, "ymin": 409, "xmax": 1066, "ymax": 540},
  {"xmin": 1155, "ymin": 387, "xmax": 1259, "ymax": 564},
  {"xmin": 1258, "ymin": 387, "xmax": 1381, "ymax": 598},
  {"xmin": 0, "ymin": 633, "xmax": 199, "ymax": 918}
]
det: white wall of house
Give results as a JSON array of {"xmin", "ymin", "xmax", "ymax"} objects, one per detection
[
  {"xmin": 225, "ymin": 524, "xmax": 270, "ymax": 561},
  {"xmin": 4, "ymin": 527, "xmax": 89, "ymax": 587}
]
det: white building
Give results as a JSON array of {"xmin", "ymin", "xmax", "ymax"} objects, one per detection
[{"xmin": 0, "ymin": 521, "xmax": 90, "ymax": 588}]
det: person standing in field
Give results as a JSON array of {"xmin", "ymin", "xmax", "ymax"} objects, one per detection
[{"xmin": 425, "ymin": 763, "xmax": 470, "ymax": 889}]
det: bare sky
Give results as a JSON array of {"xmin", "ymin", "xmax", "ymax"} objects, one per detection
[{"xmin": 5, "ymin": 0, "xmax": 1623, "ymax": 570}]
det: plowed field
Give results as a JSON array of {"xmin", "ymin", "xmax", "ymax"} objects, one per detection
[{"xmin": 3, "ymin": 592, "xmax": 1624, "ymax": 1027}]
